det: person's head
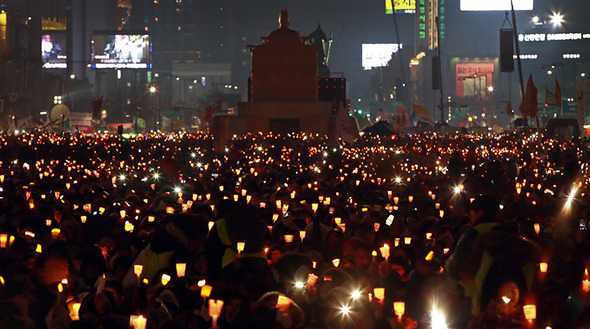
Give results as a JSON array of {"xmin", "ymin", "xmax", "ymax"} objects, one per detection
[{"xmin": 470, "ymin": 194, "xmax": 500, "ymax": 224}]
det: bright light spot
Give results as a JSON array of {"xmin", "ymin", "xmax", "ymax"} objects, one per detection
[
  {"xmin": 453, "ymin": 186, "xmax": 461, "ymax": 194},
  {"xmin": 395, "ymin": 177, "xmax": 402, "ymax": 183},
  {"xmin": 295, "ymin": 281, "xmax": 305, "ymax": 289},
  {"xmin": 119, "ymin": 174, "xmax": 126, "ymax": 181},
  {"xmin": 550, "ymin": 12, "xmax": 564, "ymax": 27},
  {"xmin": 153, "ymin": 172, "xmax": 160, "ymax": 179},
  {"xmin": 532, "ymin": 16, "xmax": 539, "ymax": 23},
  {"xmin": 174, "ymin": 187, "xmax": 182, "ymax": 194},
  {"xmin": 351, "ymin": 290, "xmax": 362, "ymax": 299},
  {"xmin": 501, "ymin": 296, "xmax": 511, "ymax": 304},
  {"xmin": 191, "ymin": 153, "xmax": 196, "ymax": 158},
  {"xmin": 196, "ymin": 162, "xmax": 203, "ymax": 168},
  {"xmin": 431, "ymin": 308, "xmax": 448, "ymax": 329},
  {"xmin": 149, "ymin": 86, "xmax": 157, "ymax": 93},
  {"xmin": 565, "ymin": 185, "xmax": 578, "ymax": 209},
  {"xmin": 340, "ymin": 305, "xmax": 350, "ymax": 315}
]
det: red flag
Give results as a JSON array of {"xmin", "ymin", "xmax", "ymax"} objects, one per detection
[
  {"xmin": 555, "ymin": 79, "xmax": 562, "ymax": 110},
  {"xmin": 92, "ymin": 97, "xmax": 103, "ymax": 119},
  {"xmin": 203, "ymin": 106, "xmax": 212, "ymax": 120},
  {"xmin": 204, "ymin": 100, "xmax": 222, "ymax": 120},
  {"xmin": 519, "ymin": 75, "xmax": 538, "ymax": 117}
]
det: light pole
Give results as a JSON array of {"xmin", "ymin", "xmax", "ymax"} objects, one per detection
[{"xmin": 149, "ymin": 86, "xmax": 159, "ymax": 131}]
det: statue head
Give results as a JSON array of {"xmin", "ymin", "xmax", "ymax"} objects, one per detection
[{"xmin": 279, "ymin": 9, "xmax": 289, "ymax": 28}]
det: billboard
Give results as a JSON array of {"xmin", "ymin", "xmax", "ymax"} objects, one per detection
[
  {"xmin": 460, "ymin": 0, "xmax": 533, "ymax": 11},
  {"xmin": 42, "ymin": 31, "xmax": 67, "ymax": 69},
  {"xmin": 362, "ymin": 44, "xmax": 402, "ymax": 70},
  {"xmin": 385, "ymin": 0, "xmax": 416, "ymax": 14},
  {"xmin": 91, "ymin": 34, "xmax": 151, "ymax": 69},
  {"xmin": 455, "ymin": 62, "xmax": 494, "ymax": 98}
]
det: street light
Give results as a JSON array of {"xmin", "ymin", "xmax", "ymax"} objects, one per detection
[{"xmin": 550, "ymin": 12, "xmax": 564, "ymax": 28}]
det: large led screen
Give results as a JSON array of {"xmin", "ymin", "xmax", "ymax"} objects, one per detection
[
  {"xmin": 460, "ymin": 0, "xmax": 533, "ymax": 11},
  {"xmin": 42, "ymin": 31, "xmax": 67, "ymax": 69},
  {"xmin": 91, "ymin": 34, "xmax": 151, "ymax": 69},
  {"xmin": 362, "ymin": 44, "xmax": 402, "ymax": 70}
]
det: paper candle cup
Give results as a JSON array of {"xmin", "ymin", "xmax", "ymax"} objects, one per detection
[
  {"xmin": 200, "ymin": 284, "xmax": 212, "ymax": 298},
  {"xmin": 393, "ymin": 301, "xmax": 405, "ymax": 320},
  {"xmin": 276, "ymin": 295, "xmax": 291, "ymax": 311},
  {"xmin": 373, "ymin": 288, "xmax": 385, "ymax": 301},
  {"xmin": 176, "ymin": 263, "xmax": 186, "ymax": 277}
]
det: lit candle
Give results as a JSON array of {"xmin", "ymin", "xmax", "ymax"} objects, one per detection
[
  {"xmin": 71, "ymin": 302, "xmax": 81, "ymax": 320},
  {"xmin": 393, "ymin": 301, "xmax": 405, "ymax": 321},
  {"xmin": 0, "ymin": 234, "xmax": 7, "ymax": 248},
  {"xmin": 161, "ymin": 274, "xmax": 171, "ymax": 286},
  {"xmin": 307, "ymin": 273, "xmax": 318, "ymax": 287},
  {"xmin": 332, "ymin": 258, "xmax": 340, "ymax": 267},
  {"xmin": 200, "ymin": 284, "xmax": 212, "ymax": 298},
  {"xmin": 299, "ymin": 231, "xmax": 306, "ymax": 241},
  {"xmin": 124, "ymin": 221, "xmax": 134, "ymax": 232},
  {"xmin": 373, "ymin": 287, "xmax": 385, "ymax": 302},
  {"xmin": 130, "ymin": 315, "xmax": 147, "ymax": 329},
  {"xmin": 284, "ymin": 235, "xmax": 294, "ymax": 243},
  {"xmin": 237, "ymin": 242, "xmax": 245, "ymax": 255},
  {"xmin": 523, "ymin": 304, "xmax": 536, "ymax": 321},
  {"xmin": 209, "ymin": 299, "xmax": 224, "ymax": 327},
  {"xmin": 379, "ymin": 244, "xmax": 390, "ymax": 260},
  {"xmin": 404, "ymin": 237, "xmax": 412, "ymax": 245},
  {"xmin": 176, "ymin": 263, "xmax": 186, "ymax": 277},
  {"xmin": 425, "ymin": 250, "xmax": 434, "ymax": 261},
  {"xmin": 276, "ymin": 295, "xmax": 291, "ymax": 311},
  {"xmin": 312, "ymin": 203, "xmax": 319, "ymax": 215},
  {"xmin": 374, "ymin": 222, "xmax": 380, "ymax": 232},
  {"xmin": 539, "ymin": 262, "xmax": 548, "ymax": 273}
]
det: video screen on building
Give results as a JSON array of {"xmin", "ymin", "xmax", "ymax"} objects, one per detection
[
  {"xmin": 362, "ymin": 44, "xmax": 402, "ymax": 70},
  {"xmin": 455, "ymin": 62, "xmax": 494, "ymax": 99},
  {"xmin": 385, "ymin": 0, "xmax": 416, "ymax": 14},
  {"xmin": 91, "ymin": 34, "xmax": 151, "ymax": 69},
  {"xmin": 42, "ymin": 31, "xmax": 67, "ymax": 69},
  {"xmin": 460, "ymin": 0, "xmax": 533, "ymax": 11}
]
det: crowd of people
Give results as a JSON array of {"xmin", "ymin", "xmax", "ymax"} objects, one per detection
[{"xmin": 0, "ymin": 130, "xmax": 589, "ymax": 329}]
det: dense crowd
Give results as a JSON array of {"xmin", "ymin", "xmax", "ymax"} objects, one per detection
[{"xmin": 0, "ymin": 130, "xmax": 590, "ymax": 329}]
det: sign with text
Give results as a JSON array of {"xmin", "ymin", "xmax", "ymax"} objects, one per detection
[
  {"xmin": 455, "ymin": 62, "xmax": 494, "ymax": 98},
  {"xmin": 386, "ymin": 0, "xmax": 416, "ymax": 14},
  {"xmin": 362, "ymin": 44, "xmax": 402, "ymax": 70},
  {"xmin": 460, "ymin": 0, "xmax": 533, "ymax": 11}
]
